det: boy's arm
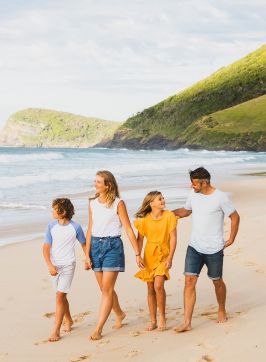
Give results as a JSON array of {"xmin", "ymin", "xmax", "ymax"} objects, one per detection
[
  {"xmin": 43, "ymin": 243, "xmax": 58, "ymax": 276},
  {"xmin": 165, "ymin": 228, "xmax": 177, "ymax": 269}
]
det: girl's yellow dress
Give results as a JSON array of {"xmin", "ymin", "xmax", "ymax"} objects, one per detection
[{"xmin": 134, "ymin": 210, "xmax": 178, "ymax": 282}]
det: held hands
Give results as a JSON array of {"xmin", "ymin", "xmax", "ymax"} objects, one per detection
[
  {"xmin": 165, "ymin": 257, "xmax": 173, "ymax": 269},
  {"xmin": 136, "ymin": 255, "xmax": 145, "ymax": 269},
  {"xmin": 84, "ymin": 256, "xmax": 92, "ymax": 270},
  {"xmin": 48, "ymin": 264, "xmax": 58, "ymax": 276}
]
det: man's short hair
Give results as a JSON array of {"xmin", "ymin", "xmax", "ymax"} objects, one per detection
[{"xmin": 189, "ymin": 167, "xmax": 211, "ymax": 183}]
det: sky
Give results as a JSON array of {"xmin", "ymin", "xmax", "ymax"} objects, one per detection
[{"xmin": 0, "ymin": 0, "xmax": 265, "ymax": 128}]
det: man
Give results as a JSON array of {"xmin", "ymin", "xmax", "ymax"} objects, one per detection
[{"xmin": 173, "ymin": 167, "xmax": 240, "ymax": 332}]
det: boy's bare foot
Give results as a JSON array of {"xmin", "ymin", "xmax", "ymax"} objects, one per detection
[
  {"xmin": 90, "ymin": 328, "xmax": 102, "ymax": 341},
  {"xmin": 113, "ymin": 312, "xmax": 126, "ymax": 329},
  {"xmin": 63, "ymin": 318, "xmax": 73, "ymax": 332},
  {"xmin": 174, "ymin": 322, "xmax": 192, "ymax": 333},
  {"xmin": 217, "ymin": 310, "xmax": 227, "ymax": 323},
  {"xmin": 157, "ymin": 318, "xmax": 167, "ymax": 331},
  {"xmin": 48, "ymin": 331, "xmax": 60, "ymax": 342},
  {"xmin": 146, "ymin": 321, "xmax": 157, "ymax": 331}
]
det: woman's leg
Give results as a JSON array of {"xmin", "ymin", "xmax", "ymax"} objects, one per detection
[
  {"xmin": 94, "ymin": 271, "xmax": 125, "ymax": 329},
  {"xmin": 91, "ymin": 271, "xmax": 119, "ymax": 340},
  {"xmin": 146, "ymin": 282, "xmax": 157, "ymax": 331},
  {"xmin": 154, "ymin": 276, "xmax": 166, "ymax": 331}
]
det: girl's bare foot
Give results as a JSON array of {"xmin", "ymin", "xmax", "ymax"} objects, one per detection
[
  {"xmin": 146, "ymin": 321, "xmax": 157, "ymax": 331},
  {"xmin": 174, "ymin": 322, "xmax": 192, "ymax": 333},
  {"xmin": 157, "ymin": 318, "xmax": 166, "ymax": 331},
  {"xmin": 113, "ymin": 312, "xmax": 126, "ymax": 329},
  {"xmin": 63, "ymin": 318, "xmax": 73, "ymax": 332},
  {"xmin": 217, "ymin": 310, "xmax": 227, "ymax": 323},
  {"xmin": 48, "ymin": 331, "xmax": 60, "ymax": 342},
  {"xmin": 90, "ymin": 328, "xmax": 102, "ymax": 341}
]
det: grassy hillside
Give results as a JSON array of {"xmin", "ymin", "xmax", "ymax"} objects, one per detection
[
  {"xmin": 0, "ymin": 108, "xmax": 120, "ymax": 147},
  {"xmin": 180, "ymin": 94, "xmax": 266, "ymax": 151},
  {"xmin": 105, "ymin": 45, "xmax": 266, "ymax": 149}
]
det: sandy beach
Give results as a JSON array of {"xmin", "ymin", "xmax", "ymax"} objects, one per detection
[{"xmin": 0, "ymin": 176, "xmax": 265, "ymax": 362}]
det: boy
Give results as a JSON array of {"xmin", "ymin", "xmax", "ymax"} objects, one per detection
[{"xmin": 43, "ymin": 198, "xmax": 87, "ymax": 342}]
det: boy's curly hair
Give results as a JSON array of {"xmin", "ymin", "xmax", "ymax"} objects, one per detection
[{"xmin": 52, "ymin": 198, "xmax": 75, "ymax": 220}]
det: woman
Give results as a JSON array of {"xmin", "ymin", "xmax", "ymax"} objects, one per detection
[{"xmin": 85, "ymin": 170, "xmax": 144, "ymax": 340}]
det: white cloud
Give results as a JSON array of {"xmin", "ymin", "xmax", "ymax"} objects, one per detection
[{"xmin": 0, "ymin": 0, "xmax": 265, "ymax": 127}]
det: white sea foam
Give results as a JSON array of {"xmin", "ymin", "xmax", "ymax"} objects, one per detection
[
  {"xmin": 0, "ymin": 152, "xmax": 63, "ymax": 163},
  {"xmin": 0, "ymin": 202, "xmax": 47, "ymax": 210}
]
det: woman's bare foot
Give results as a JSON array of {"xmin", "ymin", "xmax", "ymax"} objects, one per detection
[
  {"xmin": 157, "ymin": 318, "xmax": 166, "ymax": 331},
  {"xmin": 217, "ymin": 309, "xmax": 227, "ymax": 323},
  {"xmin": 63, "ymin": 318, "xmax": 73, "ymax": 332},
  {"xmin": 113, "ymin": 312, "xmax": 126, "ymax": 329},
  {"xmin": 90, "ymin": 328, "xmax": 102, "ymax": 341},
  {"xmin": 174, "ymin": 322, "xmax": 192, "ymax": 333},
  {"xmin": 146, "ymin": 321, "xmax": 157, "ymax": 331},
  {"xmin": 48, "ymin": 331, "xmax": 60, "ymax": 342}
]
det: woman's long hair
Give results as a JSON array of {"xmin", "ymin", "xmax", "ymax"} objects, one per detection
[
  {"xmin": 90, "ymin": 170, "xmax": 120, "ymax": 207},
  {"xmin": 135, "ymin": 191, "xmax": 161, "ymax": 218}
]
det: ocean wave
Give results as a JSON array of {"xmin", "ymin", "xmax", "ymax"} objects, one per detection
[
  {"xmin": 0, "ymin": 202, "xmax": 47, "ymax": 210},
  {"xmin": 0, "ymin": 152, "xmax": 64, "ymax": 163}
]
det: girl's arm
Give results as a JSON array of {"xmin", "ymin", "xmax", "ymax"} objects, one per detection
[
  {"xmin": 84, "ymin": 204, "xmax": 93, "ymax": 269},
  {"xmin": 117, "ymin": 201, "xmax": 145, "ymax": 268},
  {"xmin": 165, "ymin": 228, "xmax": 177, "ymax": 269},
  {"xmin": 137, "ymin": 232, "xmax": 144, "ymax": 256}
]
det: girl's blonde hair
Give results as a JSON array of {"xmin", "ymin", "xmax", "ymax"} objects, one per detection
[
  {"xmin": 90, "ymin": 170, "xmax": 120, "ymax": 207},
  {"xmin": 135, "ymin": 191, "xmax": 162, "ymax": 218}
]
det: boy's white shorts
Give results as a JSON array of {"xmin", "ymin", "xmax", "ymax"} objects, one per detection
[{"xmin": 51, "ymin": 262, "xmax": 76, "ymax": 293}]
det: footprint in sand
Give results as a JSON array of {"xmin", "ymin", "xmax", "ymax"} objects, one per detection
[
  {"xmin": 244, "ymin": 261, "xmax": 256, "ymax": 267},
  {"xmin": 126, "ymin": 350, "xmax": 140, "ymax": 358},
  {"xmin": 129, "ymin": 331, "xmax": 142, "ymax": 337},
  {"xmin": 72, "ymin": 311, "xmax": 91, "ymax": 323},
  {"xmin": 34, "ymin": 339, "xmax": 49, "ymax": 346},
  {"xmin": 199, "ymin": 355, "xmax": 214, "ymax": 362},
  {"xmin": 98, "ymin": 339, "xmax": 110, "ymax": 345},
  {"xmin": 43, "ymin": 312, "xmax": 55, "ymax": 318},
  {"xmin": 0, "ymin": 353, "xmax": 8, "ymax": 359},
  {"xmin": 70, "ymin": 355, "xmax": 91, "ymax": 362}
]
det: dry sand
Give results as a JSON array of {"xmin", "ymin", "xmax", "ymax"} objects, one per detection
[{"xmin": 0, "ymin": 177, "xmax": 265, "ymax": 362}]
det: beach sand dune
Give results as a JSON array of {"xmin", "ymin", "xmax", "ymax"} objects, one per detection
[{"xmin": 0, "ymin": 178, "xmax": 265, "ymax": 361}]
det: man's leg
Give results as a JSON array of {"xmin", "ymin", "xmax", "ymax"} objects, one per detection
[
  {"xmin": 146, "ymin": 282, "xmax": 157, "ymax": 331},
  {"xmin": 175, "ymin": 275, "xmax": 198, "ymax": 332},
  {"xmin": 213, "ymin": 278, "xmax": 227, "ymax": 322}
]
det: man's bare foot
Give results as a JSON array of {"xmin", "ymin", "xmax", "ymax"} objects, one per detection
[
  {"xmin": 174, "ymin": 322, "xmax": 192, "ymax": 333},
  {"xmin": 217, "ymin": 310, "xmax": 227, "ymax": 323},
  {"xmin": 48, "ymin": 331, "xmax": 60, "ymax": 342},
  {"xmin": 63, "ymin": 318, "xmax": 73, "ymax": 332},
  {"xmin": 113, "ymin": 312, "xmax": 126, "ymax": 329},
  {"xmin": 90, "ymin": 328, "xmax": 102, "ymax": 341},
  {"xmin": 157, "ymin": 318, "xmax": 166, "ymax": 331},
  {"xmin": 146, "ymin": 321, "xmax": 157, "ymax": 331}
]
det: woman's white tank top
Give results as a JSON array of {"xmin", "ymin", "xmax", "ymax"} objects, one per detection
[{"xmin": 90, "ymin": 197, "xmax": 122, "ymax": 237}]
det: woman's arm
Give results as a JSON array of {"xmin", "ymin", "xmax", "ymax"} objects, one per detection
[
  {"xmin": 165, "ymin": 228, "xmax": 177, "ymax": 269},
  {"xmin": 117, "ymin": 200, "xmax": 145, "ymax": 268},
  {"xmin": 84, "ymin": 204, "xmax": 93, "ymax": 269}
]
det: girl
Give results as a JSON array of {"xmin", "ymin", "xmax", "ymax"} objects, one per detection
[
  {"xmin": 85, "ymin": 170, "xmax": 144, "ymax": 340},
  {"xmin": 134, "ymin": 191, "xmax": 177, "ymax": 331}
]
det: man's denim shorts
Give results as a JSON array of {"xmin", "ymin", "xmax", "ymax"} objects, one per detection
[
  {"xmin": 90, "ymin": 236, "xmax": 125, "ymax": 272},
  {"xmin": 184, "ymin": 245, "xmax": 224, "ymax": 280}
]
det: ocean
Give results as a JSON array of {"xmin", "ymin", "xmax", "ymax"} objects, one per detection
[{"xmin": 0, "ymin": 147, "xmax": 265, "ymax": 246}]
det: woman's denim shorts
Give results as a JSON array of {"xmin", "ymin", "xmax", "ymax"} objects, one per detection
[{"xmin": 90, "ymin": 236, "xmax": 125, "ymax": 272}]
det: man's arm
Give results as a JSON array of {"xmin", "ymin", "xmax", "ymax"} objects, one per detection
[
  {"xmin": 224, "ymin": 210, "xmax": 240, "ymax": 248},
  {"xmin": 172, "ymin": 208, "xmax": 192, "ymax": 218}
]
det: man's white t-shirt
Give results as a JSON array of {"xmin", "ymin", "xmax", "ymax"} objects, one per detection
[
  {"xmin": 185, "ymin": 189, "xmax": 235, "ymax": 254},
  {"xmin": 44, "ymin": 220, "xmax": 86, "ymax": 266}
]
